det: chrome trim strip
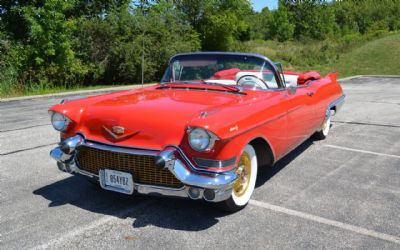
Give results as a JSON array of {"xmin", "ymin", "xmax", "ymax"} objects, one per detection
[
  {"xmin": 82, "ymin": 141, "xmax": 159, "ymax": 156},
  {"xmin": 135, "ymin": 184, "xmax": 188, "ymax": 198},
  {"xmin": 193, "ymin": 157, "xmax": 237, "ymax": 169},
  {"xmin": 79, "ymin": 133, "xmax": 160, "ymax": 152},
  {"xmin": 163, "ymin": 144, "xmax": 225, "ymax": 174},
  {"xmin": 326, "ymin": 95, "xmax": 346, "ymax": 118}
]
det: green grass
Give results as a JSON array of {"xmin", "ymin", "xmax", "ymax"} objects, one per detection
[
  {"xmin": 245, "ymin": 32, "xmax": 400, "ymax": 77},
  {"xmin": 0, "ymin": 83, "xmax": 139, "ymax": 99},
  {"xmin": 334, "ymin": 34, "xmax": 400, "ymax": 76}
]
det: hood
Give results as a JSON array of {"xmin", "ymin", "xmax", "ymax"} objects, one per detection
[{"xmin": 52, "ymin": 86, "xmax": 246, "ymax": 149}]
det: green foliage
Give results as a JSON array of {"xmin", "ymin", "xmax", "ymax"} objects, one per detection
[
  {"xmin": 269, "ymin": 3, "xmax": 294, "ymax": 42},
  {"xmin": 22, "ymin": 0, "xmax": 88, "ymax": 87},
  {"xmin": 283, "ymin": 0, "xmax": 336, "ymax": 40},
  {"xmin": 201, "ymin": 11, "xmax": 239, "ymax": 51},
  {"xmin": 0, "ymin": 29, "xmax": 25, "ymax": 96},
  {"xmin": 76, "ymin": 2, "xmax": 200, "ymax": 84},
  {"xmin": 175, "ymin": 0, "xmax": 252, "ymax": 51}
]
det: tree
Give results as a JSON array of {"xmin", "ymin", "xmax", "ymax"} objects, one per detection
[
  {"xmin": 283, "ymin": 0, "xmax": 335, "ymax": 40},
  {"xmin": 22, "ymin": 0, "xmax": 87, "ymax": 86},
  {"xmin": 76, "ymin": 1, "xmax": 200, "ymax": 84},
  {"xmin": 269, "ymin": 2, "xmax": 294, "ymax": 42},
  {"xmin": 175, "ymin": 0, "xmax": 253, "ymax": 50}
]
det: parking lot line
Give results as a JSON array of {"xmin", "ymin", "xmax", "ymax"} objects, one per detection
[
  {"xmin": 249, "ymin": 199, "xmax": 400, "ymax": 245},
  {"xmin": 0, "ymin": 123, "xmax": 50, "ymax": 133},
  {"xmin": 332, "ymin": 120, "xmax": 400, "ymax": 129},
  {"xmin": 0, "ymin": 143, "xmax": 57, "ymax": 156},
  {"xmin": 323, "ymin": 144, "xmax": 400, "ymax": 159},
  {"xmin": 30, "ymin": 200, "xmax": 154, "ymax": 250}
]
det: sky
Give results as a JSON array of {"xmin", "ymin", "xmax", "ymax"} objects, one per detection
[{"xmin": 252, "ymin": 0, "xmax": 278, "ymax": 12}]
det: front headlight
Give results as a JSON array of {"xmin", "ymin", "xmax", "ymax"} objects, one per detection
[
  {"xmin": 188, "ymin": 127, "xmax": 218, "ymax": 152},
  {"xmin": 50, "ymin": 111, "xmax": 71, "ymax": 132}
]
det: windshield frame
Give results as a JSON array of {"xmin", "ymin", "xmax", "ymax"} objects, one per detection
[{"xmin": 161, "ymin": 52, "xmax": 285, "ymax": 89}]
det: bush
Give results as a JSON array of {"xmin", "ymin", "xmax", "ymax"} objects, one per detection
[{"xmin": 0, "ymin": 65, "xmax": 19, "ymax": 96}]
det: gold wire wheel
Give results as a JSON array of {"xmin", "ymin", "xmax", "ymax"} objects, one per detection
[{"xmin": 233, "ymin": 151, "xmax": 252, "ymax": 197}]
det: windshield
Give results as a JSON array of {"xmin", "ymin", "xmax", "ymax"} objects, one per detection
[{"xmin": 161, "ymin": 54, "xmax": 282, "ymax": 90}]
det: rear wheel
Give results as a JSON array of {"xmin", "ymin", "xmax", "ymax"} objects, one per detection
[
  {"xmin": 313, "ymin": 116, "xmax": 331, "ymax": 140},
  {"xmin": 216, "ymin": 144, "xmax": 258, "ymax": 212}
]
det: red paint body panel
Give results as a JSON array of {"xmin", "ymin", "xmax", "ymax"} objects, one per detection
[{"xmin": 50, "ymin": 72, "xmax": 343, "ymax": 170}]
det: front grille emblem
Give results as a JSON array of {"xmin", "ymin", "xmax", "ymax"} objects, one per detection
[
  {"xmin": 103, "ymin": 126, "xmax": 139, "ymax": 140},
  {"xmin": 112, "ymin": 126, "xmax": 125, "ymax": 135}
]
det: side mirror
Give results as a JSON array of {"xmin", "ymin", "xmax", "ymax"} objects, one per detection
[{"xmin": 297, "ymin": 71, "xmax": 321, "ymax": 85}]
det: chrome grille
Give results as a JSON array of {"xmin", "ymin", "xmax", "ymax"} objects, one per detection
[{"xmin": 76, "ymin": 146, "xmax": 183, "ymax": 188}]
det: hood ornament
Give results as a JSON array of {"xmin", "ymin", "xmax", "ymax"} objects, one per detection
[{"xmin": 103, "ymin": 125, "xmax": 139, "ymax": 140}]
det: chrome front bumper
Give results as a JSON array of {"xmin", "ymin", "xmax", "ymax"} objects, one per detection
[{"xmin": 50, "ymin": 135, "xmax": 238, "ymax": 202}]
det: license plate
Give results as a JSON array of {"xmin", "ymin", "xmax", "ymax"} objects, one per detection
[{"xmin": 99, "ymin": 169, "xmax": 134, "ymax": 194}]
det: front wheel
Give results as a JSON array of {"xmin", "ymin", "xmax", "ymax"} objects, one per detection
[{"xmin": 216, "ymin": 144, "xmax": 258, "ymax": 212}]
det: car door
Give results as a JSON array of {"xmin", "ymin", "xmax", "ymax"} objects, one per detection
[{"xmin": 284, "ymin": 85, "xmax": 318, "ymax": 151}]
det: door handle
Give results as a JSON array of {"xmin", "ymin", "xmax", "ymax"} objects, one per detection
[{"xmin": 307, "ymin": 91, "xmax": 314, "ymax": 96}]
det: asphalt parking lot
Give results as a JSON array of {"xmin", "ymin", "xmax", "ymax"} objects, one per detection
[{"xmin": 1, "ymin": 76, "xmax": 399, "ymax": 249}]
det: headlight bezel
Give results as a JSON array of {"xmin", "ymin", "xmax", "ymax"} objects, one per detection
[
  {"xmin": 188, "ymin": 127, "xmax": 219, "ymax": 152},
  {"xmin": 49, "ymin": 111, "xmax": 71, "ymax": 132}
]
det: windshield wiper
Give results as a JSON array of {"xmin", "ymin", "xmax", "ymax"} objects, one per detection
[{"xmin": 160, "ymin": 80, "xmax": 243, "ymax": 94}]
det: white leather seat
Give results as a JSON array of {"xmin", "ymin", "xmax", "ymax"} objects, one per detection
[
  {"xmin": 283, "ymin": 74, "xmax": 299, "ymax": 87},
  {"xmin": 204, "ymin": 79, "xmax": 237, "ymax": 85}
]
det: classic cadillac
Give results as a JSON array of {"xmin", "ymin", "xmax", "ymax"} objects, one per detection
[{"xmin": 49, "ymin": 52, "xmax": 345, "ymax": 211}]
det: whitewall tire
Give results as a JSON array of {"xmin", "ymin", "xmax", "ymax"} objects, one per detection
[
  {"xmin": 314, "ymin": 116, "xmax": 331, "ymax": 140},
  {"xmin": 217, "ymin": 144, "xmax": 258, "ymax": 212}
]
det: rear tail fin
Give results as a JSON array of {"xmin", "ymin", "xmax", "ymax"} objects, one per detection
[{"xmin": 327, "ymin": 72, "xmax": 338, "ymax": 83}]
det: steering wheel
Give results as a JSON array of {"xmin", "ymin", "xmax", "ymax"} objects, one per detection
[{"xmin": 237, "ymin": 75, "xmax": 269, "ymax": 89}]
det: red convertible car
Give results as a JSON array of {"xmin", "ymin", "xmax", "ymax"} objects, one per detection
[{"xmin": 49, "ymin": 52, "xmax": 345, "ymax": 211}]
